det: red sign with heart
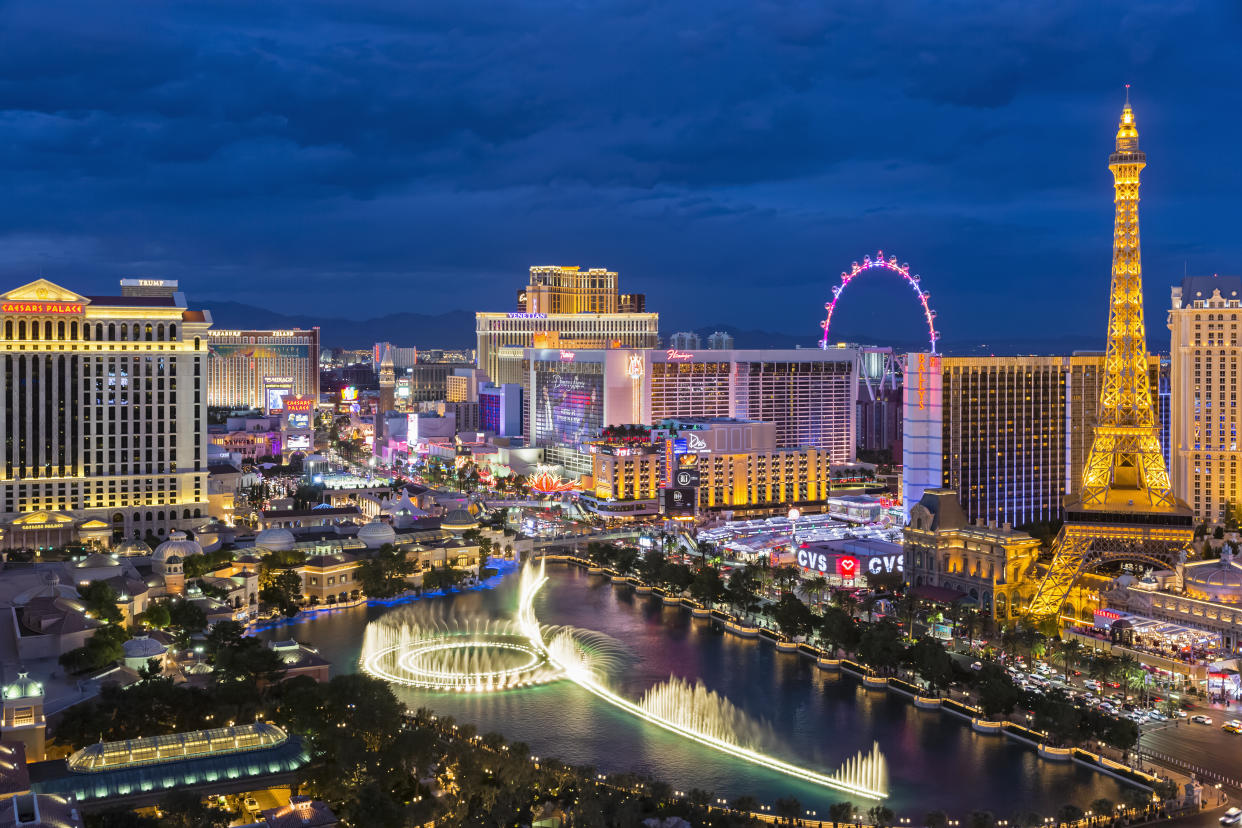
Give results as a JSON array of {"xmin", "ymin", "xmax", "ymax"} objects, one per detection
[{"xmin": 836, "ymin": 556, "xmax": 859, "ymax": 579}]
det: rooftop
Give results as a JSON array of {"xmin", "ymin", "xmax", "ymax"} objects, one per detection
[
  {"xmin": 67, "ymin": 722, "xmax": 288, "ymax": 772},
  {"xmin": 30, "ymin": 723, "xmax": 307, "ymax": 807}
]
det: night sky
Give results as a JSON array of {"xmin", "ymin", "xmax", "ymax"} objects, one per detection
[{"xmin": 1, "ymin": 1, "xmax": 1239, "ymax": 346}]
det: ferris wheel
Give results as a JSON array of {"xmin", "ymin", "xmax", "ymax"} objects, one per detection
[{"xmin": 819, "ymin": 251, "xmax": 939, "ymax": 353}]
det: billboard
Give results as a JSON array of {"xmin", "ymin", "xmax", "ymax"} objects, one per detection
[
  {"xmin": 283, "ymin": 396, "xmax": 314, "ymax": 413},
  {"xmin": 287, "ymin": 412, "xmax": 311, "ymax": 430},
  {"xmin": 534, "ymin": 369, "xmax": 603, "ymax": 451},
  {"xmin": 265, "ymin": 386, "xmax": 292, "ymax": 413},
  {"xmin": 286, "ymin": 434, "xmax": 312, "ymax": 451},
  {"xmin": 209, "ymin": 342, "xmax": 311, "ymax": 360},
  {"xmin": 662, "ymin": 487, "xmax": 697, "ymax": 516},
  {"xmin": 673, "ymin": 467, "xmax": 700, "ymax": 488}
]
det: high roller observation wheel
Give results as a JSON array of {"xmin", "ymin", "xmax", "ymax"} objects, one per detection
[{"xmin": 819, "ymin": 250, "xmax": 939, "ymax": 353}]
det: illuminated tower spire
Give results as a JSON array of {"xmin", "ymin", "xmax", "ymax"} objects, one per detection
[
  {"xmin": 1076, "ymin": 89, "xmax": 1175, "ymax": 508},
  {"xmin": 1024, "ymin": 91, "xmax": 1192, "ymax": 624}
]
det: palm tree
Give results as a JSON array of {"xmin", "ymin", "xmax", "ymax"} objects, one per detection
[
  {"xmin": 829, "ymin": 802, "xmax": 856, "ymax": 828},
  {"xmin": 1058, "ymin": 639, "xmax": 1083, "ymax": 680},
  {"xmin": 837, "ymin": 590, "xmax": 859, "ymax": 620},
  {"xmin": 1116, "ymin": 653, "xmax": 1143, "ymax": 706},
  {"xmin": 861, "ymin": 593, "xmax": 880, "ymax": 624},
  {"xmin": 894, "ymin": 593, "xmax": 922, "ymax": 641},
  {"xmin": 805, "ymin": 575, "xmax": 829, "ymax": 607}
]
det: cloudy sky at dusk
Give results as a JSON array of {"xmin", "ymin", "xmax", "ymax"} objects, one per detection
[{"xmin": 1, "ymin": 1, "xmax": 1239, "ymax": 345}]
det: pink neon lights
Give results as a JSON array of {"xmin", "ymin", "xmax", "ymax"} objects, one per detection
[
  {"xmin": 819, "ymin": 250, "xmax": 939, "ymax": 353},
  {"xmin": 665, "ymin": 349, "xmax": 693, "ymax": 361}
]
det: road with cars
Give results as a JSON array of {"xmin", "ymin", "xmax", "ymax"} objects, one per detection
[{"xmin": 994, "ymin": 658, "xmax": 1242, "ymax": 827}]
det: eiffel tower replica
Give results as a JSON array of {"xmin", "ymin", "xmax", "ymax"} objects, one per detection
[{"xmin": 1025, "ymin": 91, "xmax": 1194, "ymax": 623}]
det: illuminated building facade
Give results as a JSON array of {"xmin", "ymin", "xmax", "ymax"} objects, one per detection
[
  {"xmin": 525, "ymin": 347, "xmax": 857, "ymax": 478},
  {"xmin": 0, "ymin": 278, "xmax": 210, "ymax": 547},
  {"xmin": 645, "ymin": 349, "xmax": 856, "ymax": 460},
  {"xmin": 903, "ymin": 488, "xmax": 1041, "ymax": 621},
  {"xmin": 584, "ymin": 439, "xmax": 663, "ymax": 518},
  {"xmin": 207, "ymin": 327, "xmax": 320, "ymax": 410},
  {"xmin": 479, "ymin": 382, "xmax": 522, "ymax": 436},
  {"xmin": 522, "ymin": 265, "xmax": 624, "ymax": 314},
  {"xmin": 583, "ymin": 419, "xmax": 834, "ymax": 519},
  {"xmin": 901, "ymin": 353, "xmax": 1166, "ymax": 528},
  {"xmin": 1168, "ymin": 273, "xmax": 1242, "ymax": 522},
  {"xmin": 476, "ymin": 265, "xmax": 659, "ymax": 385}
]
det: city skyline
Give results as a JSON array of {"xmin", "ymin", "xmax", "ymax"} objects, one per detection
[{"xmin": 1, "ymin": 2, "xmax": 1239, "ymax": 344}]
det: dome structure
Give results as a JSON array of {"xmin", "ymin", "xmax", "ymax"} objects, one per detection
[
  {"xmin": 2, "ymin": 672, "xmax": 43, "ymax": 701},
  {"xmin": 115, "ymin": 537, "xmax": 153, "ymax": 557},
  {"xmin": 254, "ymin": 527, "xmax": 296, "ymax": 553},
  {"xmin": 153, "ymin": 531, "xmax": 202, "ymax": 566},
  {"xmin": 357, "ymin": 519, "xmax": 396, "ymax": 550},
  {"xmin": 441, "ymin": 508, "xmax": 479, "ymax": 533},
  {"xmin": 11, "ymin": 572, "xmax": 78, "ymax": 605},
  {"xmin": 1184, "ymin": 549, "xmax": 1242, "ymax": 604},
  {"xmin": 123, "ymin": 635, "xmax": 168, "ymax": 660}
]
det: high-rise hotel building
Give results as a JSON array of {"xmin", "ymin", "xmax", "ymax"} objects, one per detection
[
  {"xmin": 526, "ymin": 347, "xmax": 856, "ymax": 476},
  {"xmin": 476, "ymin": 266, "xmax": 659, "ymax": 386},
  {"xmin": 903, "ymin": 353, "xmax": 1167, "ymax": 528},
  {"xmin": 0, "ymin": 278, "xmax": 211, "ymax": 549},
  {"xmin": 206, "ymin": 328, "xmax": 320, "ymax": 411},
  {"xmin": 1169, "ymin": 274, "xmax": 1242, "ymax": 522}
]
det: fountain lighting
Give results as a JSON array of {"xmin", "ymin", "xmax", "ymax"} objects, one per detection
[
  {"xmin": 361, "ymin": 561, "xmax": 889, "ymax": 798},
  {"xmin": 517, "ymin": 560, "xmax": 890, "ymax": 800},
  {"xmin": 360, "ymin": 612, "xmax": 562, "ymax": 692}
]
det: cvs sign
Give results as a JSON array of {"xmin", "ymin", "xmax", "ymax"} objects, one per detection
[{"xmin": 795, "ymin": 549, "xmax": 903, "ymax": 578}]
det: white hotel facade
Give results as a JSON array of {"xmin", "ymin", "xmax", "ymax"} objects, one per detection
[{"xmin": 0, "ymin": 278, "xmax": 212, "ymax": 548}]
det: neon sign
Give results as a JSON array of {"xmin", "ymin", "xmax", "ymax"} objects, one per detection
[
  {"xmin": 2, "ymin": 302, "xmax": 82, "ymax": 314},
  {"xmin": 837, "ymin": 556, "xmax": 859, "ymax": 579},
  {"xmin": 508, "ymin": 312, "xmax": 548, "ymax": 319},
  {"xmin": 666, "ymin": 349, "xmax": 693, "ymax": 361},
  {"xmin": 560, "ymin": 350, "xmax": 575, "ymax": 362},
  {"xmin": 917, "ymin": 353, "xmax": 927, "ymax": 410},
  {"xmin": 686, "ymin": 433, "xmax": 708, "ymax": 453},
  {"xmin": 626, "ymin": 353, "xmax": 644, "ymax": 380}
]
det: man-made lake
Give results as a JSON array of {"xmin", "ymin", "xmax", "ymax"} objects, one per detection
[{"xmin": 255, "ymin": 564, "xmax": 1129, "ymax": 816}]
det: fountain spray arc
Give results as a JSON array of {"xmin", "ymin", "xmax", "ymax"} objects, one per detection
[{"xmin": 516, "ymin": 560, "xmax": 890, "ymax": 801}]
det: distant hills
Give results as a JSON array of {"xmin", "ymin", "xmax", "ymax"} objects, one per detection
[
  {"xmin": 205, "ymin": 301, "xmax": 1117, "ymax": 356},
  {"xmin": 205, "ymin": 301, "xmax": 477, "ymax": 349}
]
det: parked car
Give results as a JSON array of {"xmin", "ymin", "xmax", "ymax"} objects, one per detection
[{"xmin": 1192, "ymin": 714, "xmax": 1213, "ymax": 725}]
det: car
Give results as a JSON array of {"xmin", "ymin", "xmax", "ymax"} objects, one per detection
[
  {"xmin": 1192, "ymin": 714, "xmax": 1213, "ymax": 725},
  {"xmin": 1223, "ymin": 723, "xmax": 1242, "ymax": 734},
  {"xmin": 243, "ymin": 797, "xmax": 260, "ymax": 815},
  {"xmin": 971, "ymin": 661, "xmax": 983, "ymax": 671},
  {"xmin": 1220, "ymin": 807, "xmax": 1241, "ymax": 826},
  {"xmin": 1174, "ymin": 710, "xmax": 1189, "ymax": 718},
  {"xmin": 1147, "ymin": 711, "xmax": 1167, "ymax": 722}
]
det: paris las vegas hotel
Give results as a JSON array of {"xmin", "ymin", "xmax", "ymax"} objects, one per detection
[{"xmin": 0, "ymin": 277, "xmax": 211, "ymax": 551}]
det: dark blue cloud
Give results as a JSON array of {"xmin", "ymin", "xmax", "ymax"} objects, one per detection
[{"xmin": 0, "ymin": 0, "xmax": 1238, "ymax": 346}]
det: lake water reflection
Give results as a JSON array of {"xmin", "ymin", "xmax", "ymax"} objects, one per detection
[{"xmin": 255, "ymin": 564, "xmax": 1129, "ymax": 816}]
